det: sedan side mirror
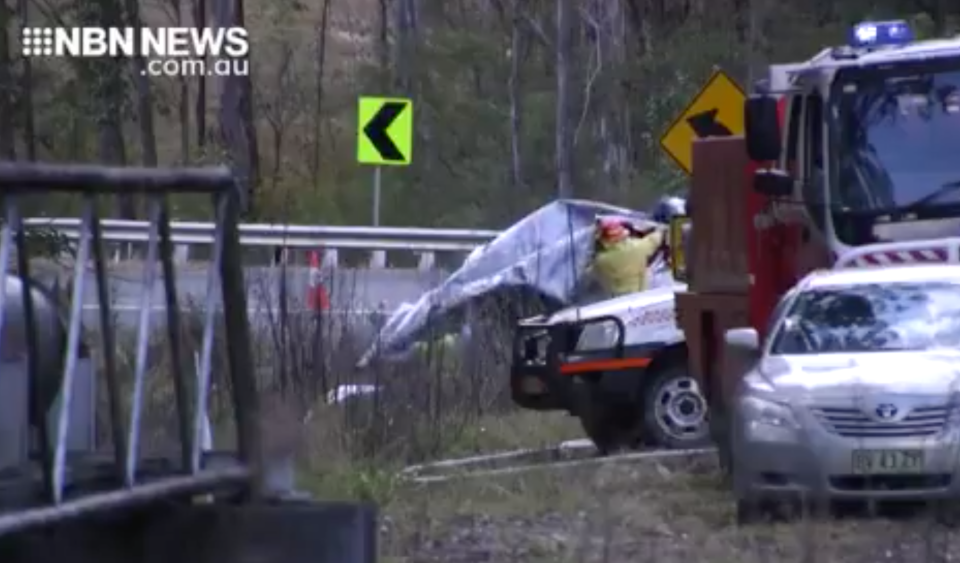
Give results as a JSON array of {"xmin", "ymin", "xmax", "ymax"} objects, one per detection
[{"xmin": 725, "ymin": 327, "xmax": 760, "ymax": 359}]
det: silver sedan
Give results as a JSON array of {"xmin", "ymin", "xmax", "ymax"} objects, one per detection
[{"xmin": 724, "ymin": 265, "xmax": 960, "ymax": 521}]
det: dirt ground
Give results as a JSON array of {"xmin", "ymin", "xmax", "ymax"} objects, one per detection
[
  {"xmin": 380, "ymin": 454, "xmax": 960, "ymax": 563},
  {"xmin": 296, "ymin": 403, "xmax": 960, "ymax": 563}
]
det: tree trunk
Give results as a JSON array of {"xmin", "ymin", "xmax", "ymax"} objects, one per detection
[
  {"xmin": 214, "ymin": 0, "xmax": 259, "ymax": 213},
  {"xmin": 0, "ymin": 3, "xmax": 16, "ymax": 159},
  {"xmin": 169, "ymin": 0, "xmax": 190, "ymax": 163},
  {"xmin": 125, "ymin": 0, "xmax": 158, "ymax": 168},
  {"xmin": 394, "ymin": 0, "xmax": 411, "ymax": 91},
  {"xmin": 79, "ymin": 0, "xmax": 131, "ymax": 217},
  {"xmin": 267, "ymin": 44, "xmax": 293, "ymax": 189},
  {"xmin": 592, "ymin": 0, "xmax": 622, "ymax": 199},
  {"xmin": 507, "ymin": 0, "xmax": 525, "ymax": 191},
  {"xmin": 194, "ymin": 0, "xmax": 207, "ymax": 151},
  {"xmin": 555, "ymin": 0, "xmax": 573, "ymax": 198},
  {"xmin": 17, "ymin": 0, "xmax": 35, "ymax": 161},
  {"xmin": 378, "ymin": 0, "xmax": 389, "ymax": 76},
  {"xmin": 310, "ymin": 0, "xmax": 332, "ymax": 185}
]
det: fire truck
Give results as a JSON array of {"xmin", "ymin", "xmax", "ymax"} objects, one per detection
[{"xmin": 672, "ymin": 21, "xmax": 960, "ymax": 475}]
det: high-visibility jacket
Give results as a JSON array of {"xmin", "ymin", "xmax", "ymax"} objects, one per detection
[{"xmin": 592, "ymin": 228, "xmax": 665, "ymax": 296}]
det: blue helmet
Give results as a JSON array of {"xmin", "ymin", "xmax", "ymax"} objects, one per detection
[{"xmin": 651, "ymin": 195, "xmax": 686, "ymax": 224}]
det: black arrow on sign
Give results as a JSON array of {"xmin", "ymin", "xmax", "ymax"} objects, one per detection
[
  {"xmin": 686, "ymin": 108, "xmax": 732, "ymax": 138},
  {"xmin": 363, "ymin": 102, "xmax": 407, "ymax": 161}
]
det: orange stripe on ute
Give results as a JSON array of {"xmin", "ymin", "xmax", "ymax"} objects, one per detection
[{"xmin": 559, "ymin": 357, "xmax": 651, "ymax": 375}]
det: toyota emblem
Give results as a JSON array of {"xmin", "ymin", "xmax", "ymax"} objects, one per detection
[{"xmin": 875, "ymin": 403, "xmax": 898, "ymax": 420}]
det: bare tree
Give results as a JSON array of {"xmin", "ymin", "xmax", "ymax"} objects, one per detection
[
  {"xmin": 194, "ymin": 0, "xmax": 207, "ymax": 151},
  {"xmin": 168, "ymin": 0, "xmax": 190, "ymax": 163},
  {"xmin": 507, "ymin": 0, "xmax": 526, "ymax": 190},
  {"xmin": 17, "ymin": 0, "xmax": 35, "ymax": 160},
  {"xmin": 0, "ymin": 3, "xmax": 16, "ymax": 159},
  {"xmin": 76, "ymin": 0, "xmax": 131, "ymax": 216},
  {"xmin": 394, "ymin": 0, "xmax": 419, "ymax": 92},
  {"xmin": 124, "ymin": 0, "xmax": 158, "ymax": 168},
  {"xmin": 586, "ymin": 0, "xmax": 628, "ymax": 198},
  {"xmin": 555, "ymin": 0, "xmax": 573, "ymax": 198},
  {"xmin": 213, "ymin": 0, "xmax": 259, "ymax": 212},
  {"xmin": 259, "ymin": 43, "xmax": 297, "ymax": 189},
  {"xmin": 310, "ymin": 0, "xmax": 333, "ymax": 185},
  {"xmin": 378, "ymin": 0, "xmax": 390, "ymax": 75}
]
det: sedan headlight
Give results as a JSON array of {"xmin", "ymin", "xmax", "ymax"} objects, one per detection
[
  {"xmin": 740, "ymin": 395, "xmax": 799, "ymax": 429},
  {"xmin": 577, "ymin": 320, "xmax": 619, "ymax": 351}
]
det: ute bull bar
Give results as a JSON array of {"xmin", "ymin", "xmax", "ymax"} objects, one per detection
[
  {"xmin": 0, "ymin": 163, "xmax": 375, "ymax": 563},
  {"xmin": 510, "ymin": 314, "xmax": 626, "ymax": 411}
]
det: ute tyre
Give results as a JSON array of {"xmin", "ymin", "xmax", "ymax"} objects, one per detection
[
  {"xmin": 735, "ymin": 498, "xmax": 766, "ymax": 526},
  {"xmin": 573, "ymin": 379, "xmax": 625, "ymax": 456},
  {"xmin": 641, "ymin": 360, "xmax": 710, "ymax": 449}
]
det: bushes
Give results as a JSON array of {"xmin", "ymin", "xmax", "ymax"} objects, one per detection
[{"xmin": 93, "ymin": 268, "xmax": 563, "ymax": 475}]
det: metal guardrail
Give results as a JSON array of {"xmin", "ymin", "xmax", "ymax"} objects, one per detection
[
  {"xmin": 25, "ymin": 218, "xmax": 500, "ymax": 269},
  {"xmin": 24, "ymin": 218, "xmax": 499, "ymax": 251}
]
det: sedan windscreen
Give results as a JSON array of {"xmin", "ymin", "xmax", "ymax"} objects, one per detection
[{"xmin": 771, "ymin": 281, "xmax": 960, "ymax": 354}]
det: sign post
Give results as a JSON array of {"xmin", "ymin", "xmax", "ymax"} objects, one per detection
[
  {"xmin": 357, "ymin": 97, "xmax": 414, "ymax": 225},
  {"xmin": 659, "ymin": 69, "xmax": 746, "ymax": 175},
  {"xmin": 372, "ymin": 167, "xmax": 381, "ymax": 226}
]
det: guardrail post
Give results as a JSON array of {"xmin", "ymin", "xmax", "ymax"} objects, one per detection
[
  {"xmin": 417, "ymin": 251, "xmax": 435, "ymax": 271},
  {"xmin": 174, "ymin": 243, "xmax": 190, "ymax": 263},
  {"xmin": 271, "ymin": 246, "xmax": 289, "ymax": 266},
  {"xmin": 368, "ymin": 250, "xmax": 386, "ymax": 269},
  {"xmin": 321, "ymin": 248, "xmax": 338, "ymax": 269}
]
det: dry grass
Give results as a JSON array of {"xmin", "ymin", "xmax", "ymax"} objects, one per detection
[
  {"xmin": 370, "ymin": 456, "xmax": 960, "ymax": 563},
  {"xmin": 294, "ymin": 387, "xmax": 960, "ymax": 563}
]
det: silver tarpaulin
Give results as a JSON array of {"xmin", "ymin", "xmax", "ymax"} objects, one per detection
[{"xmin": 359, "ymin": 199, "xmax": 673, "ymax": 365}]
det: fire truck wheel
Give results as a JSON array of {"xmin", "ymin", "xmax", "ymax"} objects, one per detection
[{"xmin": 641, "ymin": 361, "xmax": 710, "ymax": 449}]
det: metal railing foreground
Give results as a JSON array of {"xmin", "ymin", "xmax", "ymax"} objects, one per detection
[{"xmin": 0, "ymin": 163, "xmax": 375, "ymax": 563}]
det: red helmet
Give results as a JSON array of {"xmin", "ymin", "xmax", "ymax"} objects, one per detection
[{"xmin": 596, "ymin": 217, "xmax": 629, "ymax": 242}]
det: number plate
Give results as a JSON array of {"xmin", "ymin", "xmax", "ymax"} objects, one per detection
[{"xmin": 851, "ymin": 449, "xmax": 925, "ymax": 474}]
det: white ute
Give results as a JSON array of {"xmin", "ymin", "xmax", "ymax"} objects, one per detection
[{"xmin": 510, "ymin": 279, "xmax": 709, "ymax": 454}]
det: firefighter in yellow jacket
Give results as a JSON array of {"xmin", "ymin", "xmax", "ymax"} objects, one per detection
[{"xmin": 591, "ymin": 217, "xmax": 666, "ymax": 297}]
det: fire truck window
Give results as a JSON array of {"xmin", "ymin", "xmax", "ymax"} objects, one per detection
[
  {"xmin": 802, "ymin": 94, "xmax": 827, "ymax": 231},
  {"xmin": 785, "ymin": 96, "xmax": 802, "ymax": 163},
  {"xmin": 804, "ymin": 94, "xmax": 824, "ymax": 175},
  {"xmin": 831, "ymin": 64, "xmax": 960, "ymax": 217}
]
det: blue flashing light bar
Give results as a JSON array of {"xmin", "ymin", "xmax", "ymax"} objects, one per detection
[{"xmin": 849, "ymin": 20, "xmax": 914, "ymax": 48}]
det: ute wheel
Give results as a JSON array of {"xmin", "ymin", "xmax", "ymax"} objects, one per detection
[
  {"xmin": 735, "ymin": 498, "xmax": 765, "ymax": 526},
  {"xmin": 641, "ymin": 360, "xmax": 709, "ymax": 449},
  {"xmin": 572, "ymin": 379, "xmax": 633, "ymax": 456}
]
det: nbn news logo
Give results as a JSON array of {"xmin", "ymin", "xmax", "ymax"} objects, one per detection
[{"xmin": 20, "ymin": 27, "xmax": 249, "ymax": 58}]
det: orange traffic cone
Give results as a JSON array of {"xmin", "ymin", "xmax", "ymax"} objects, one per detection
[{"xmin": 306, "ymin": 250, "xmax": 330, "ymax": 311}]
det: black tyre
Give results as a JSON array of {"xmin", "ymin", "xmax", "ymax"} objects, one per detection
[
  {"xmin": 735, "ymin": 498, "xmax": 765, "ymax": 526},
  {"xmin": 641, "ymin": 359, "xmax": 710, "ymax": 449},
  {"xmin": 572, "ymin": 379, "xmax": 636, "ymax": 456}
]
